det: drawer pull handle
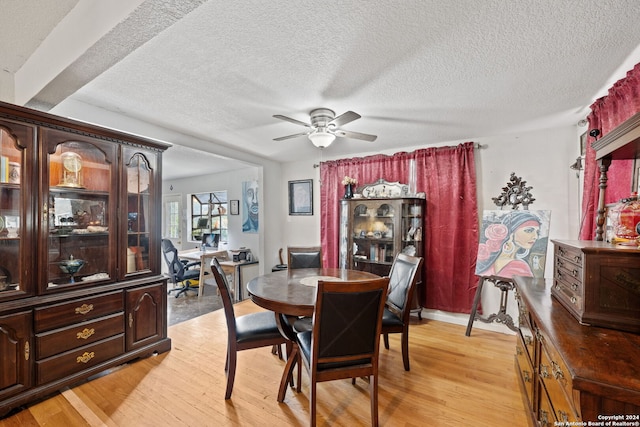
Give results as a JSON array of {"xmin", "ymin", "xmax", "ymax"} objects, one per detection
[
  {"xmin": 516, "ymin": 345, "xmax": 523, "ymax": 355},
  {"xmin": 573, "ymin": 255, "xmax": 581, "ymax": 263},
  {"xmin": 552, "ymin": 361, "xmax": 565, "ymax": 380},
  {"xmin": 129, "ymin": 313, "xmax": 134, "ymax": 328},
  {"xmin": 77, "ymin": 351, "xmax": 95, "ymax": 364},
  {"xmin": 524, "ymin": 335, "xmax": 533, "ymax": 346},
  {"xmin": 77, "ymin": 328, "xmax": 95, "ymax": 340},
  {"xmin": 558, "ymin": 247, "xmax": 566, "ymax": 256},
  {"xmin": 571, "ymin": 283, "xmax": 578, "ymax": 291},
  {"xmin": 24, "ymin": 341, "xmax": 30, "ymax": 361},
  {"xmin": 558, "ymin": 410, "xmax": 569, "ymax": 422},
  {"xmin": 571, "ymin": 269, "xmax": 579, "ymax": 277},
  {"xmin": 523, "ymin": 370, "xmax": 531, "ymax": 382},
  {"xmin": 570, "ymin": 296, "xmax": 577, "ymax": 304},
  {"xmin": 75, "ymin": 304, "xmax": 94, "ymax": 315},
  {"xmin": 540, "ymin": 364, "xmax": 550, "ymax": 379},
  {"xmin": 540, "ymin": 410, "xmax": 550, "ymax": 427}
]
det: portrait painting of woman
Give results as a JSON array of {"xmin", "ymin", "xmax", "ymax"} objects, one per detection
[{"xmin": 475, "ymin": 210, "xmax": 551, "ymax": 279}]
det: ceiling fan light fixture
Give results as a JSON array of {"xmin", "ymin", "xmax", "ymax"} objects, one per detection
[{"xmin": 308, "ymin": 130, "xmax": 335, "ymax": 148}]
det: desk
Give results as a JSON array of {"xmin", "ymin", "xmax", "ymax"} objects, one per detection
[
  {"xmin": 247, "ymin": 268, "xmax": 380, "ymax": 401},
  {"xmin": 178, "ymin": 249, "xmax": 258, "ymax": 300}
]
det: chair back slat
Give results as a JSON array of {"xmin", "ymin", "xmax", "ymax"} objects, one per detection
[
  {"xmin": 386, "ymin": 253, "xmax": 422, "ymax": 317},
  {"xmin": 210, "ymin": 258, "xmax": 237, "ymax": 340},
  {"xmin": 287, "ymin": 246, "xmax": 323, "ymax": 269},
  {"xmin": 312, "ymin": 278, "xmax": 388, "ymax": 366}
]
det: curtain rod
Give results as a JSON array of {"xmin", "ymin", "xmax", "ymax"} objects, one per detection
[{"xmin": 312, "ymin": 143, "xmax": 485, "ymax": 168}]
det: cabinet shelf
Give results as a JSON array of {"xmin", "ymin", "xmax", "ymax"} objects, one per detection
[{"xmin": 50, "ymin": 187, "xmax": 109, "ymax": 196}]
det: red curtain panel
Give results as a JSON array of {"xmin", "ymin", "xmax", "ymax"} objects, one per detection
[{"xmin": 320, "ymin": 142, "xmax": 478, "ymax": 313}]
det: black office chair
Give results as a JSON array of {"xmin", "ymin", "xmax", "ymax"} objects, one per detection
[
  {"xmin": 287, "ymin": 246, "xmax": 323, "ymax": 269},
  {"xmin": 162, "ymin": 239, "xmax": 201, "ymax": 298},
  {"xmin": 288, "ymin": 277, "xmax": 389, "ymax": 426},
  {"xmin": 381, "ymin": 253, "xmax": 423, "ymax": 371},
  {"xmin": 210, "ymin": 258, "xmax": 286, "ymax": 399}
]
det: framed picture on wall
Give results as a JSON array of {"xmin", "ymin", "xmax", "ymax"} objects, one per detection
[
  {"xmin": 229, "ymin": 200, "xmax": 239, "ymax": 215},
  {"xmin": 288, "ymin": 179, "xmax": 313, "ymax": 215}
]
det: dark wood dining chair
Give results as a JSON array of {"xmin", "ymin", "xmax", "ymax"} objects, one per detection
[
  {"xmin": 287, "ymin": 246, "xmax": 323, "ymax": 269},
  {"xmin": 381, "ymin": 253, "xmax": 423, "ymax": 371},
  {"xmin": 210, "ymin": 258, "xmax": 286, "ymax": 399},
  {"xmin": 291, "ymin": 277, "xmax": 389, "ymax": 427}
]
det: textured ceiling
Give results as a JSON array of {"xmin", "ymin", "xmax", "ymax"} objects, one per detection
[{"xmin": 3, "ymin": 1, "xmax": 640, "ymax": 179}]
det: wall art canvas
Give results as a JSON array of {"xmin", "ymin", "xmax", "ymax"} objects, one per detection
[
  {"xmin": 475, "ymin": 210, "xmax": 551, "ymax": 279},
  {"xmin": 242, "ymin": 180, "xmax": 259, "ymax": 233}
]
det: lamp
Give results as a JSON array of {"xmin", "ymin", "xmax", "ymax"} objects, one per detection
[{"xmin": 308, "ymin": 129, "xmax": 335, "ymax": 148}]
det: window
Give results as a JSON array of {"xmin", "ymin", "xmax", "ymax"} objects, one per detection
[{"xmin": 190, "ymin": 191, "xmax": 228, "ymax": 244}]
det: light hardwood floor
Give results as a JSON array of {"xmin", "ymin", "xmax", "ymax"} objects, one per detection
[{"xmin": 1, "ymin": 301, "xmax": 527, "ymax": 426}]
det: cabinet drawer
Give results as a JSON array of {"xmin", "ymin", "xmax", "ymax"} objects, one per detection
[
  {"xmin": 35, "ymin": 312, "xmax": 124, "ymax": 359},
  {"xmin": 34, "ymin": 291, "xmax": 123, "ymax": 332},
  {"xmin": 555, "ymin": 244, "xmax": 583, "ymax": 266},
  {"xmin": 516, "ymin": 334, "xmax": 534, "ymax": 405},
  {"xmin": 36, "ymin": 334, "xmax": 125, "ymax": 385},
  {"xmin": 552, "ymin": 280, "xmax": 583, "ymax": 314},
  {"xmin": 539, "ymin": 338, "xmax": 580, "ymax": 422},
  {"xmin": 554, "ymin": 264, "xmax": 583, "ymax": 293}
]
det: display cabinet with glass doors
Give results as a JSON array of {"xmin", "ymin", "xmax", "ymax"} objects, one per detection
[
  {"xmin": 339, "ymin": 195, "xmax": 426, "ymax": 313},
  {"xmin": 0, "ymin": 101, "xmax": 170, "ymax": 416}
]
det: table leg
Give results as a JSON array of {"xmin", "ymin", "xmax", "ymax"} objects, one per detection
[{"xmin": 275, "ymin": 313, "xmax": 301, "ymax": 402}]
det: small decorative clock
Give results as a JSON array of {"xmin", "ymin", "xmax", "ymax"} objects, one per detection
[{"xmin": 59, "ymin": 151, "xmax": 84, "ymax": 188}]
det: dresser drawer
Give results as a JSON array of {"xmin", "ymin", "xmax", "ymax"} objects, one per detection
[
  {"xmin": 36, "ymin": 334, "xmax": 125, "ymax": 385},
  {"xmin": 538, "ymin": 335, "xmax": 580, "ymax": 422},
  {"xmin": 35, "ymin": 312, "xmax": 125, "ymax": 359},
  {"xmin": 34, "ymin": 291, "xmax": 123, "ymax": 332},
  {"xmin": 515, "ymin": 334, "xmax": 534, "ymax": 406},
  {"xmin": 516, "ymin": 297, "xmax": 535, "ymax": 362}
]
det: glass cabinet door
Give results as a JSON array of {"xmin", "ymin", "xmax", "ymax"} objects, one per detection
[
  {"xmin": 0, "ymin": 120, "xmax": 34, "ymax": 298},
  {"xmin": 124, "ymin": 152, "xmax": 153, "ymax": 275},
  {"xmin": 43, "ymin": 129, "xmax": 117, "ymax": 290},
  {"xmin": 351, "ymin": 201, "xmax": 396, "ymax": 273}
]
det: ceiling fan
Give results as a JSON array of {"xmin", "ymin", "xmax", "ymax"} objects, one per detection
[{"xmin": 273, "ymin": 108, "xmax": 377, "ymax": 148}]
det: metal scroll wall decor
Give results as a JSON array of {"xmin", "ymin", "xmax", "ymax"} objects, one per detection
[{"xmin": 491, "ymin": 172, "xmax": 535, "ymax": 210}]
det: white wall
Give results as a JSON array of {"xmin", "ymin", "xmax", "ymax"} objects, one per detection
[
  {"xmin": 280, "ymin": 125, "xmax": 582, "ymax": 333},
  {"xmin": 54, "ymin": 99, "xmax": 586, "ymax": 333}
]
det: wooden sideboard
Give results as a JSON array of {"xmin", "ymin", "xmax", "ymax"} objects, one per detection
[{"xmin": 514, "ymin": 277, "xmax": 640, "ymax": 426}]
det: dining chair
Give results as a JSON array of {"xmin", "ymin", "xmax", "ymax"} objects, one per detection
[
  {"xmin": 210, "ymin": 257, "xmax": 286, "ymax": 399},
  {"xmin": 162, "ymin": 239, "xmax": 201, "ymax": 298},
  {"xmin": 287, "ymin": 246, "xmax": 323, "ymax": 269},
  {"xmin": 381, "ymin": 253, "xmax": 423, "ymax": 371},
  {"xmin": 292, "ymin": 276, "xmax": 389, "ymax": 427}
]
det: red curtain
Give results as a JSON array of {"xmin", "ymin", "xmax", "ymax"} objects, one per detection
[
  {"xmin": 320, "ymin": 142, "xmax": 478, "ymax": 313},
  {"xmin": 579, "ymin": 63, "xmax": 639, "ymax": 239}
]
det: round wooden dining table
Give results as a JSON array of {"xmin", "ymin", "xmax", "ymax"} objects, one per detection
[
  {"xmin": 247, "ymin": 267, "xmax": 380, "ymax": 317},
  {"xmin": 247, "ymin": 267, "xmax": 380, "ymax": 401}
]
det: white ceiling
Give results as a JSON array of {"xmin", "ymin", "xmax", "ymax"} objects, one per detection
[{"xmin": 3, "ymin": 1, "xmax": 640, "ymax": 180}]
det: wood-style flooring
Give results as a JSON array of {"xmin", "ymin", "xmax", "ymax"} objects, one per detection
[{"xmin": 0, "ymin": 301, "xmax": 527, "ymax": 426}]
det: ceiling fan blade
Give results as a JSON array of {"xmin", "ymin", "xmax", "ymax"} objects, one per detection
[
  {"xmin": 334, "ymin": 129, "xmax": 377, "ymax": 142},
  {"xmin": 330, "ymin": 111, "xmax": 361, "ymax": 127},
  {"xmin": 273, "ymin": 114, "xmax": 312, "ymax": 128},
  {"xmin": 273, "ymin": 131, "xmax": 310, "ymax": 141}
]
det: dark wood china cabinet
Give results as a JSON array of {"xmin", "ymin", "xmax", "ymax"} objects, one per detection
[{"xmin": 0, "ymin": 101, "xmax": 170, "ymax": 416}]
